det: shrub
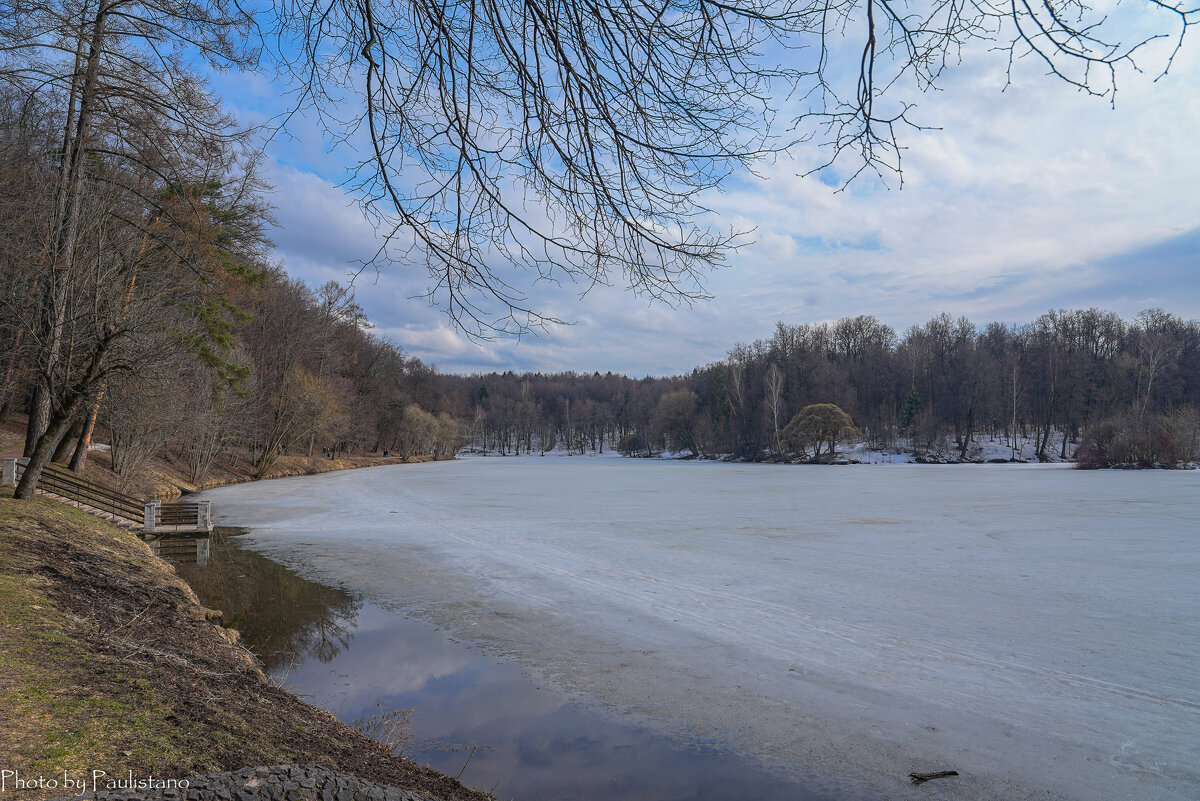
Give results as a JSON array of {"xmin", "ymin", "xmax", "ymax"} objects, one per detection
[
  {"xmin": 780, "ymin": 403, "xmax": 859, "ymax": 462},
  {"xmin": 617, "ymin": 433, "xmax": 646, "ymax": 456},
  {"xmin": 1075, "ymin": 409, "xmax": 1199, "ymax": 469}
]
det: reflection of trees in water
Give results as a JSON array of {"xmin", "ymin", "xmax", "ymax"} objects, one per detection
[{"xmin": 173, "ymin": 527, "xmax": 361, "ymax": 669}]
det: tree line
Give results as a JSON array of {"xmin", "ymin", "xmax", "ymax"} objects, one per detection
[
  {"xmin": 4, "ymin": 54, "xmax": 1195, "ymax": 484},
  {"xmin": 452, "ymin": 309, "xmax": 1200, "ymax": 467},
  {"xmin": 0, "ymin": 82, "xmax": 456, "ymax": 496}
]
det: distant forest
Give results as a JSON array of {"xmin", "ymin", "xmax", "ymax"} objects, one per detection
[{"xmin": 449, "ymin": 309, "xmax": 1200, "ymax": 466}]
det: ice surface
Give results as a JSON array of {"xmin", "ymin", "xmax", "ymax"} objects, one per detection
[{"xmin": 201, "ymin": 460, "xmax": 1200, "ymax": 801}]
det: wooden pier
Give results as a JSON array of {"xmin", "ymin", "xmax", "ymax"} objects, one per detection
[{"xmin": 3, "ymin": 457, "xmax": 213, "ymax": 535}]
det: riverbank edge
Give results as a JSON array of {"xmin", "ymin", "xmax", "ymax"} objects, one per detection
[
  {"xmin": 149, "ymin": 451, "xmax": 454, "ymax": 500},
  {"xmin": 0, "ymin": 409, "xmax": 453, "ymax": 503},
  {"xmin": 0, "ymin": 487, "xmax": 493, "ymax": 801}
]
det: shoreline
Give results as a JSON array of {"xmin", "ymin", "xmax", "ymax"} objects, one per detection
[
  {"xmin": 134, "ymin": 436, "xmax": 455, "ymax": 500},
  {"xmin": 155, "ymin": 452, "xmax": 452, "ymax": 499},
  {"xmin": 0, "ymin": 408, "xmax": 452, "ymax": 504},
  {"xmin": 0, "ymin": 458, "xmax": 486, "ymax": 801}
]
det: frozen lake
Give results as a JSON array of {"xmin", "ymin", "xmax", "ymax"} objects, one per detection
[{"xmin": 200, "ymin": 458, "xmax": 1200, "ymax": 801}]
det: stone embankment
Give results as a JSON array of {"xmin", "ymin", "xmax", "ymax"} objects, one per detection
[{"xmin": 48, "ymin": 765, "xmax": 436, "ymax": 801}]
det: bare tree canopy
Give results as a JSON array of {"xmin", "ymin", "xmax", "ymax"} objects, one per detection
[
  {"xmin": 4, "ymin": 0, "xmax": 1196, "ymax": 342},
  {"xmin": 272, "ymin": 0, "xmax": 1196, "ymax": 335}
]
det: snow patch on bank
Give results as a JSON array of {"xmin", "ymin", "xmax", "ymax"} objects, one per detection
[{"xmin": 463, "ymin": 432, "xmax": 1074, "ymax": 464}]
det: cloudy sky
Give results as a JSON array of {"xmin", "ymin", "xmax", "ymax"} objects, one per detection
[{"xmin": 215, "ymin": 15, "xmax": 1200, "ymax": 377}]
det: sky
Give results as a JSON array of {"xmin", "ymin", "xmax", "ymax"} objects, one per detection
[{"xmin": 213, "ymin": 13, "xmax": 1200, "ymax": 378}]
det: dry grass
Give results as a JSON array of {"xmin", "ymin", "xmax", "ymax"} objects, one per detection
[{"xmin": 0, "ymin": 488, "xmax": 490, "ymax": 801}]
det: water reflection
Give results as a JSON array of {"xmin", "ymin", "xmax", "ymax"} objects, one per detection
[
  {"xmin": 172, "ymin": 527, "xmax": 361, "ymax": 668},
  {"xmin": 149, "ymin": 536, "xmax": 210, "ymax": 566},
  {"xmin": 167, "ymin": 528, "xmax": 835, "ymax": 801}
]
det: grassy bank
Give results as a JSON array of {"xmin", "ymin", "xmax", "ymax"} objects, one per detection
[{"xmin": 0, "ymin": 488, "xmax": 490, "ymax": 801}]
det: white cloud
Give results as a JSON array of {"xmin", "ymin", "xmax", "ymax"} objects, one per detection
[
  {"xmin": 267, "ymin": 164, "xmax": 379, "ymax": 273},
  {"xmin": 251, "ymin": 32, "xmax": 1200, "ymax": 376}
]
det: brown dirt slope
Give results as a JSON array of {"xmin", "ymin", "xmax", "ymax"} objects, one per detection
[{"xmin": 0, "ymin": 488, "xmax": 491, "ymax": 801}]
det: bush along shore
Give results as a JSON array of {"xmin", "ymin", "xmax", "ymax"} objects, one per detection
[{"xmin": 0, "ymin": 481, "xmax": 489, "ymax": 801}]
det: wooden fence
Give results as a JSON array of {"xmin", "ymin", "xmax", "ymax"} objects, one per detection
[{"xmin": 3, "ymin": 457, "xmax": 212, "ymax": 534}]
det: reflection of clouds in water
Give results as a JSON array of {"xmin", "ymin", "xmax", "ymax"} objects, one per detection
[
  {"xmin": 283, "ymin": 604, "xmax": 822, "ymax": 801},
  {"xmin": 279, "ymin": 607, "xmax": 473, "ymax": 708},
  {"xmin": 414, "ymin": 693, "xmax": 822, "ymax": 801},
  {"xmin": 396, "ymin": 661, "xmax": 566, "ymax": 736},
  {"xmin": 285, "ymin": 604, "xmax": 567, "ymax": 731},
  {"xmin": 186, "ymin": 518, "xmax": 821, "ymax": 801}
]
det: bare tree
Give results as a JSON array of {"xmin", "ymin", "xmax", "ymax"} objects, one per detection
[
  {"xmin": 272, "ymin": 0, "xmax": 1196, "ymax": 334},
  {"xmin": 1163, "ymin": 406, "xmax": 1200, "ymax": 467},
  {"xmin": 0, "ymin": 90, "xmax": 56, "ymax": 420},
  {"xmin": 104, "ymin": 373, "xmax": 190, "ymax": 493},
  {"xmin": 1131, "ymin": 309, "xmax": 1180, "ymax": 422},
  {"xmin": 765, "ymin": 363, "xmax": 785, "ymax": 453},
  {"xmin": 2, "ymin": 0, "xmax": 267, "ymax": 498}
]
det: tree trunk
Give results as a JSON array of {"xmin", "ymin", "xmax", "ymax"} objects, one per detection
[
  {"xmin": 52, "ymin": 416, "xmax": 83, "ymax": 462},
  {"xmin": 65, "ymin": 256, "xmax": 136, "ymax": 474},
  {"xmin": 69, "ymin": 386, "xmax": 105, "ymax": 472},
  {"xmin": 16, "ymin": 402, "xmax": 87, "ymax": 499},
  {"xmin": 15, "ymin": 334, "xmax": 113, "ymax": 500},
  {"xmin": 1009, "ymin": 363, "xmax": 1019, "ymax": 459},
  {"xmin": 25, "ymin": 0, "xmax": 113, "ymax": 457},
  {"xmin": 1038, "ymin": 422, "xmax": 1051, "ymax": 459},
  {"xmin": 23, "ymin": 390, "xmax": 51, "ymax": 457},
  {"xmin": 959, "ymin": 407, "xmax": 974, "ymax": 460}
]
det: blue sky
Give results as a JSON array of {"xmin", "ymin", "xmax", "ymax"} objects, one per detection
[{"xmin": 213, "ymin": 19, "xmax": 1200, "ymax": 377}]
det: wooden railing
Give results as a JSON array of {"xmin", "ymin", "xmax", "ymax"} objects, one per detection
[
  {"xmin": 38, "ymin": 461, "xmax": 144, "ymax": 522},
  {"xmin": 156, "ymin": 500, "xmax": 211, "ymax": 530},
  {"xmin": 3, "ymin": 457, "xmax": 212, "ymax": 533}
]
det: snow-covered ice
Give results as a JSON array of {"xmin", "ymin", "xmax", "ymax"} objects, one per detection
[{"xmin": 201, "ymin": 459, "xmax": 1200, "ymax": 801}]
